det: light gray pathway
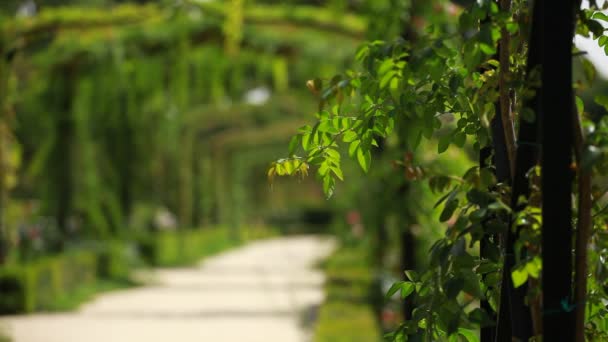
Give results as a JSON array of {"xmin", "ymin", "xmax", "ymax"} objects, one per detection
[{"xmin": 1, "ymin": 235, "xmax": 335, "ymax": 342}]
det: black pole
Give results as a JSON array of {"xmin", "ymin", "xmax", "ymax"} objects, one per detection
[
  {"xmin": 495, "ymin": 1, "xmax": 543, "ymax": 340},
  {"xmin": 540, "ymin": 0, "xmax": 575, "ymax": 340}
]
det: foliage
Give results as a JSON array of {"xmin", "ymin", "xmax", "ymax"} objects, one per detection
[
  {"xmin": 135, "ymin": 225, "xmax": 280, "ymax": 266},
  {"xmin": 0, "ymin": 250, "xmax": 98, "ymax": 313},
  {"xmin": 0, "ymin": 0, "xmax": 362, "ymax": 253},
  {"xmin": 314, "ymin": 243, "xmax": 382, "ymax": 342},
  {"xmin": 0, "ymin": 225, "xmax": 278, "ymax": 314},
  {"xmin": 192, "ymin": 0, "xmax": 366, "ymax": 38},
  {"xmin": 272, "ymin": 0, "xmax": 608, "ymax": 340},
  {"xmin": 314, "ymin": 301, "xmax": 381, "ymax": 342}
]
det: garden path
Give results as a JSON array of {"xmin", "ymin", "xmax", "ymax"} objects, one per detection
[{"xmin": 1, "ymin": 235, "xmax": 335, "ymax": 342}]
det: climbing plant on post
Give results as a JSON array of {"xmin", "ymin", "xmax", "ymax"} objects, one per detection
[{"xmin": 270, "ymin": 0, "xmax": 608, "ymax": 340}]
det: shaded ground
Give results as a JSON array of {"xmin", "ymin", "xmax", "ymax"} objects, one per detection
[{"xmin": 1, "ymin": 236, "xmax": 335, "ymax": 342}]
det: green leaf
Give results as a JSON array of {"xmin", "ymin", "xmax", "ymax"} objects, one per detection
[
  {"xmin": 434, "ymin": 188, "xmax": 455, "ymax": 208},
  {"xmin": 385, "ymin": 281, "xmax": 405, "ymax": 299},
  {"xmin": 322, "ymin": 174, "xmax": 335, "ymax": 198},
  {"xmin": 298, "ymin": 125, "xmax": 313, "ymax": 134},
  {"xmin": 582, "ymin": 58, "xmax": 597, "ymax": 85},
  {"xmin": 458, "ymin": 328, "xmax": 480, "ymax": 342},
  {"xmin": 355, "ymin": 44, "xmax": 370, "ymax": 61},
  {"xmin": 511, "ymin": 266, "xmax": 528, "ymax": 288},
  {"xmin": 404, "ymin": 270, "xmax": 419, "ymax": 282},
  {"xmin": 506, "ymin": 22, "xmax": 519, "ymax": 34},
  {"xmin": 592, "ymin": 12, "xmax": 608, "ymax": 22},
  {"xmin": 380, "ymin": 70, "xmax": 397, "ymax": 89},
  {"xmin": 348, "ymin": 140, "xmax": 360, "ymax": 158},
  {"xmin": 488, "ymin": 200, "xmax": 511, "ymax": 213},
  {"xmin": 378, "ymin": 58, "xmax": 394, "ymax": 76},
  {"xmin": 596, "ymin": 94, "xmax": 608, "ymax": 110},
  {"xmin": 576, "ymin": 96, "xmax": 584, "ymax": 114},
  {"xmin": 275, "ymin": 162, "xmax": 286, "ymax": 176},
  {"xmin": 438, "ymin": 134, "xmax": 451, "ymax": 153},
  {"xmin": 288, "ymin": 135, "xmax": 299, "ymax": 155},
  {"xmin": 477, "ymin": 260, "xmax": 499, "ymax": 274},
  {"xmin": 325, "ymin": 148, "xmax": 341, "ymax": 162},
  {"xmin": 400, "ymin": 282, "xmax": 415, "ymax": 299},
  {"xmin": 440, "ymin": 198, "xmax": 459, "ymax": 222},
  {"xmin": 330, "ymin": 166, "xmax": 344, "ymax": 181},
  {"xmin": 467, "ymin": 188, "xmax": 493, "ymax": 206},
  {"xmin": 283, "ymin": 160, "xmax": 295, "ymax": 174},
  {"xmin": 453, "ymin": 131, "xmax": 466, "ymax": 147},
  {"xmin": 342, "ymin": 130, "xmax": 357, "ymax": 143},
  {"xmin": 356, "ymin": 147, "xmax": 371, "ymax": 173},
  {"xmin": 318, "ymin": 161, "xmax": 330, "ymax": 176},
  {"xmin": 479, "ymin": 43, "xmax": 496, "ymax": 55},
  {"xmin": 525, "ymin": 256, "xmax": 542, "ymax": 279},
  {"xmin": 318, "ymin": 119, "xmax": 339, "ymax": 134}
]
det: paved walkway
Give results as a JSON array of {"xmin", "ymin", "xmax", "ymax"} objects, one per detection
[{"xmin": 1, "ymin": 236, "xmax": 335, "ymax": 342}]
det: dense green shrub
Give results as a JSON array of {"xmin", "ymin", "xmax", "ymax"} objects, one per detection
[
  {"xmin": 323, "ymin": 247, "xmax": 374, "ymax": 303},
  {"xmin": 0, "ymin": 266, "xmax": 26, "ymax": 314},
  {"xmin": 96, "ymin": 241, "xmax": 134, "ymax": 280},
  {"xmin": 137, "ymin": 228, "xmax": 235, "ymax": 267},
  {"xmin": 0, "ymin": 226, "xmax": 278, "ymax": 314},
  {"xmin": 314, "ymin": 302, "xmax": 380, "ymax": 342},
  {"xmin": 138, "ymin": 226, "xmax": 278, "ymax": 267},
  {"xmin": 314, "ymin": 243, "xmax": 381, "ymax": 342},
  {"xmin": 0, "ymin": 251, "xmax": 97, "ymax": 313}
]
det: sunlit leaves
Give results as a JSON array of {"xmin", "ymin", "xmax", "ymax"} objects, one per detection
[
  {"xmin": 386, "ymin": 281, "xmax": 416, "ymax": 300},
  {"xmin": 267, "ymin": 158, "xmax": 309, "ymax": 183},
  {"xmin": 356, "ymin": 147, "xmax": 371, "ymax": 173},
  {"xmin": 592, "ymin": 11, "xmax": 608, "ymax": 22},
  {"xmin": 269, "ymin": 0, "xmax": 604, "ymax": 339},
  {"xmin": 511, "ymin": 256, "xmax": 541, "ymax": 288}
]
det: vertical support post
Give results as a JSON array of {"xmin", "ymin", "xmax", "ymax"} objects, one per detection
[{"xmin": 540, "ymin": 0, "xmax": 575, "ymax": 340}]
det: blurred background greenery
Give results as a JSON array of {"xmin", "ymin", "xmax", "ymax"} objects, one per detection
[{"xmin": 0, "ymin": 1, "xmax": 606, "ymax": 341}]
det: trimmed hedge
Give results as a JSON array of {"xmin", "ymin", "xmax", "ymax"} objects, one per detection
[
  {"xmin": 96, "ymin": 240, "xmax": 134, "ymax": 280},
  {"xmin": 0, "ymin": 250, "xmax": 97, "ymax": 313},
  {"xmin": 138, "ymin": 228, "xmax": 237, "ymax": 267},
  {"xmin": 313, "ymin": 243, "xmax": 382, "ymax": 342},
  {"xmin": 137, "ymin": 226, "xmax": 278, "ymax": 267},
  {"xmin": 314, "ymin": 302, "xmax": 379, "ymax": 342},
  {"xmin": 0, "ymin": 225, "xmax": 278, "ymax": 314}
]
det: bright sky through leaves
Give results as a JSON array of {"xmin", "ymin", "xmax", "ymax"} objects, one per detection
[{"xmin": 577, "ymin": 0, "xmax": 608, "ymax": 78}]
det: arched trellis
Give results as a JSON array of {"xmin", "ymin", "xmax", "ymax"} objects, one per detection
[
  {"xmin": 0, "ymin": 2, "xmax": 362, "ymax": 243},
  {"xmin": 204, "ymin": 119, "xmax": 309, "ymax": 229}
]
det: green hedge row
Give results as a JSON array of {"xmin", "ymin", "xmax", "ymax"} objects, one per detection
[
  {"xmin": 0, "ymin": 226, "xmax": 278, "ymax": 314},
  {"xmin": 313, "ymin": 243, "xmax": 382, "ymax": 342},
  {"xmin": 137, "ymin": 228, "xmax": 239, "ymax": 267},
  {"xmin": 0, "ymin": 250, "xmax": 98, "ymax": 314},
  {"xmin": 137, "ymin": 226, "xmax": 279, "ymax": 266}
]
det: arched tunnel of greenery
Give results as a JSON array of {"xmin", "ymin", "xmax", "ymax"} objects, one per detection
[
  {"xmin": 1, "ymin": 1, "xmax": 361, "ymax": 241},
  {"xmin": 0, "ymin": 0, "xmax": 367, "ymax": 322}
]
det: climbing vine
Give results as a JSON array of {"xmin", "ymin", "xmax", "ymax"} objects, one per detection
[{"xmin": 271, "ymin": 0, "xmax": 608, "ymax": 340}]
